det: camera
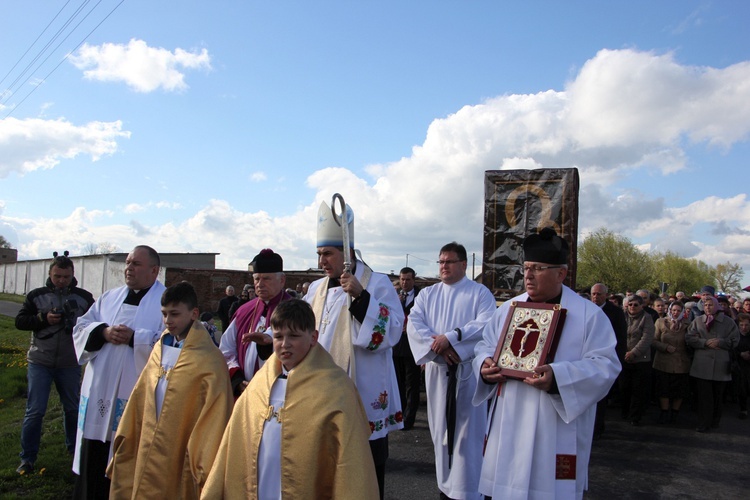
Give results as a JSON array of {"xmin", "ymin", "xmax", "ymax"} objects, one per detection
[{"xmin": 52, "ymin": 299, "xmax": 78, "ymax": 333}]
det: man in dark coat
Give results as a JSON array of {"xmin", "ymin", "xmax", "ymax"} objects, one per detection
[
  {"xmin": 393, "ymin": 267, "xmax": 421, "ymax": 430},
  {"xmin": 591, "ymin": 283, "xmax": 627, "ymax": 438}
]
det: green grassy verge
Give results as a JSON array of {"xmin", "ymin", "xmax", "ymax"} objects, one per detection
[
  {"xmin": 0, "ymin": 315, "xmax": 75, "ymax": 498},
  {"xmin": 0, "ymin": 293, "xmax": 25, "ymax": 304}
]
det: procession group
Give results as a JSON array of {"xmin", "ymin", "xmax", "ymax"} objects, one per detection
[{"xmin": 15, "ymin": 201, "xmax": 623, "ymax": 500}]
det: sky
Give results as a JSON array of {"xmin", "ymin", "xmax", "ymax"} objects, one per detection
[{"xmin": 1, "ymin": 1, "xmax": 750, "ymax": 287}]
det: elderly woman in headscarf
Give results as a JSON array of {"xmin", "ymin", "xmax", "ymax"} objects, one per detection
[
  {"xmin": 652, "ymin": 301, "xmax": 691, "ymax": 424},
  {"xmin": 686, "ymin": 295, "xmax": 740, "ymax": 432}
]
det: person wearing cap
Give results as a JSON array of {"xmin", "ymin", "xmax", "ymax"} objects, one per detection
[
  {"xmin": 219, "ymin": 249, "xmax": 293, "ymax": 397},
  {"xmin": 473, "ymin": 227, "xmax": 620, "ymax": 499},
  {"xmin": 407, "ymin": 242, "xmax": 497, "ymax": 499},
  {"xmin": 305, "ymin": 200, "xmax": 404, "ymax": 499}
]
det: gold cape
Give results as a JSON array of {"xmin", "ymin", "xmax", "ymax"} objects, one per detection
[
  {"xmin": 108, "ymin": 321, "xmax": 234, "ymax": 499},
  {"xmin": 202, "ymin": 343, "xmax": 379, "ymax": 500}
]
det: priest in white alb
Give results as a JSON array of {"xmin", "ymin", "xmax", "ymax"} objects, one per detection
[
  {"xmin": 473, "ymin": 228, "xmax": 621, "ymax": 500},
  {"xmin": 72, "ymin": 245, "xmax": 166, "ymax": 498},
  {"xmin": 407, "ymin": 241, "xmax": 497, "ymax": 500},
  {"xmin": 304, "ymin": 199, "xmax": 404, "ymax": 499}
]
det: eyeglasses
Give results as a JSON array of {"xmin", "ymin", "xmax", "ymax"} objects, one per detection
[
  {"xmin": 437, "ymin": 259, "xmax": 462, "ymax": 266},
  {"xmin": 522, "ymin": 265, "xmax": 563, "ymax": 274},
  {"xmin": 627, "ymin": 303, "xmax": 641, "ymax": 307}
]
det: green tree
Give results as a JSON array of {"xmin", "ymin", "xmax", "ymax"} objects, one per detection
[
  {"xmin": 651, "ymin": 251, "xmax": 715, "ymax": 296},
  {"xmin": 713, "ymin": 261, "xmax": 744, "ymax": 296},
  {"xmin": 577, "ymin": 228, "xmax": 652, "ymax": 293},
  {"xmin": 0, "ymin": 234, "xmax": 11, "ymax": 249}
]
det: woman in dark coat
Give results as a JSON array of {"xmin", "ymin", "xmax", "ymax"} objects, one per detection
[
  {"xmin": 686, "ymin": 296, "xmax": 740, "ymax": 432},
  {"xmin": 652, "ymin": 301, "xmax": 691, "ymax": 423}
]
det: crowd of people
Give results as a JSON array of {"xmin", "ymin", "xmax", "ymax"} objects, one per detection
[
  {"xmin": 579, "ymin": 284, "xmax": 747, "ymax": 435},
  {"xmin": 11, "ymin": 211, "xmax": 748, "ymax": 499}
]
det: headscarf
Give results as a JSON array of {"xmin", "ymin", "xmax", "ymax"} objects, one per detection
[
  {"xmin": 704, "ymin": 296, "xmax": 720, "ymax": 330},
  {"xmin": 667, "ymin": 302, "xmax": 685, "ymax": 331}
]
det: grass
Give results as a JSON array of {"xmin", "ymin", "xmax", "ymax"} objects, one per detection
[
  {"xmin": 0, "ymin": 313, "xmax": 76, "ymax": 498},
  {"xmin": 0, "ymin": 293, "xmax": 25, "ymax": 304}
]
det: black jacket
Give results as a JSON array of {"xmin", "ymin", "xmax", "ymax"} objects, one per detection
[
  {"xmin": 602, "ymin": 300, "xmax": 628, "ymax": 363},
  {"xmin": 393, "ymin": 286, "xmax": 420, "ymax": 358},
  {"xmin": 15, "ymin": 276, "xmax": 95, "ymax": 368}
]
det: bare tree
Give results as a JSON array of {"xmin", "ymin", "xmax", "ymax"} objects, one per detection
[
  {"xmin": 713, "ymin": 261, "xmax": 744, "ymax": 296},
  {"xmin": 82, "ymin": 242, "xmax": 121, "ymax": 255}
]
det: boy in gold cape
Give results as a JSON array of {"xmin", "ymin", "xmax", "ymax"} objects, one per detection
[
  {"xmin": 107, "ymin": 282, "xmax": 233, "ymax": 499},
  {"xmin": 202, "ymin": 299, "xmax": 378, "ymax": 499}
]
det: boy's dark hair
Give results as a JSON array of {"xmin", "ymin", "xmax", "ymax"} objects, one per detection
[
  {"xmin": 439, "ymin": 242, "xmax": 467, "ymax": 262},
  {"xmin": 270, "ymin": 299, "xmax": 315, "ymax": 333},
  {"xmin": 161, "ymin": 281, "xmax": 198, "ymax": 310},
  {"xmin": 738, "ymin": 313, "xmax": 750, "ymax": 323}
]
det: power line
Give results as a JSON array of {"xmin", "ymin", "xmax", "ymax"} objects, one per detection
[
  {"xmin": 0, "ymin": 0, "xmax": 73, "ymax": 88},
  {"xmin": 2, "ymin": 0, "xmax": 127, "ymax": 118},
  {"xmin": 1, "ymin": 0, "xmax": 92, "ymax": 102}
]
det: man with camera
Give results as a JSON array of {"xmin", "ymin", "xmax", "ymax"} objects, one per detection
[{"xmin": 14, "ymin": 253, "xmax": 95, "ymax": 475}]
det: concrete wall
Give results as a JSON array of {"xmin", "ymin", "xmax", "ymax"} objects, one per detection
[{"xmin": 1, "ymin": 256, "xmax": 165, "ymax": 299}]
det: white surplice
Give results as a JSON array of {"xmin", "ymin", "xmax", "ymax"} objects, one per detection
[
  {"xmin": 407, "ymin": 276, "xmax": 497, "ymax": 499},
  {"xmin": 472, "ymin": 285, "xmax": 621, "ymax": 500},
  {"xmin": 71, "ymin": 281, "xmax": 166, "ymax": 473},
  {"xmin": 305, "ymin": 263, "xmax": 404, "ymax": 439},
  {"xmin": 219, "ymin": 318, "xmax": 263, "ymax": 381}
]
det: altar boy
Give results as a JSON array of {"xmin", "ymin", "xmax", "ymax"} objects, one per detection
[
  {"xmin": 203, "ymin": 299, "xmax": 378, "ymax": 499},
  {"xmin": 108, "ymin": 282, "xmax": 233, "ymax": 499}
]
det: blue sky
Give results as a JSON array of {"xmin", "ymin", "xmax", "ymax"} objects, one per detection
[{"xmin": 1, "ymin": 1, "xmax": 750, "ymax": 288}]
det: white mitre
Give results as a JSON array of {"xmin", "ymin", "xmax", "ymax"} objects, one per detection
[{"xmin": 317, "ymin": 200, "xmax": 354, "ymax": 248}]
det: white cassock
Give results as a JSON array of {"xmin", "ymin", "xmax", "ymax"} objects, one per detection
[
  {"xmin": 407, "ymin": 275, "xmax": 497, "ymax": 499},
  {"xmin": 71, "ymin": 282, "xmax": 166, "ymax": 473},
  {"xmin": 473, "ymin": 285, "xmax": 621, "ymax": 500},
  {"xmin": 305, "ymin": 263, "xmax": 404, "ymax": 439}
]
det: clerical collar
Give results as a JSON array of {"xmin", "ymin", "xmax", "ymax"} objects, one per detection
[
  {"xmin": 124, "ymin": 285, "xmax": 153, "ymax": 306},
  {"xmin": 527, "ymin": 290, "xmax": 563, "ymax": 305}
]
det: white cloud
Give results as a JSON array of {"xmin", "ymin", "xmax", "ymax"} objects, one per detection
[
  {"xmin": 250, "ymin": 172, "xmax": 267, "ymax": 182},
  {"xmin": 123, "ymin": 201, "xmax": 183, "ymax": 213},
  {"xmin": 4, "ymin": 48, "xmax": 750, "ymax": 280},
  {"xmin": 0, "ymin": 117, "xmax": 130, "ymax": 178},
  {"xmin": 69, "ymin": 39, "xmax": 211, "ymax": 93}
]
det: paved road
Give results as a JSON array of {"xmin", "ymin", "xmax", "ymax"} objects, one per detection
[
  {"xmin": 385, "ymin": 394, "xmax": 748, "ymax": 499},
  {"xmin": 0, "ymin": 299, "xmax": 21, "ymax": 318}
]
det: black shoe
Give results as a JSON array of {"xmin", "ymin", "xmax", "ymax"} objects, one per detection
[{"xmin": 16, "ymin": 461, "xmax": 34, "ymax": 475}]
